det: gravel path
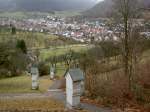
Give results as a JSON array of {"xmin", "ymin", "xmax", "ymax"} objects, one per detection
[
  {"xmin": 48, "ymin": 80, "xmax": 112, "ymax": 112},
  {"xmin": 0, "ymin": 93, "xmax": 52, "ymax": 100},
  {"xmin": 49, "ymin": 79, "xmax": 62, "ymax": 90}
]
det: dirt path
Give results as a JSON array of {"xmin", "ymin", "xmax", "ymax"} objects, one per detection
[
  {"xmin": 0, "ymin": 80, "xmax": 112, "ymax": 112},
  {"xmin": 48, "ymin": 80, "xmax": 112, "ymax": 112}
]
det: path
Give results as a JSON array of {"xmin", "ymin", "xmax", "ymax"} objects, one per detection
[
  {"xmin": 48, "ymin": 80, "xmax": 112, "ymax": 112},
  {"xmin": 0, "ymin": 80, "xmax": 112, "ymax": 112},
  {"xmin": 0, "ymin": 93, "xmax": 52, "ymax": 101}
]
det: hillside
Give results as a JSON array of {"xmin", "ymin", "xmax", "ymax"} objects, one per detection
[
  {"xmin": 83, "ymin": 0, "xmax": 113, "ymax": 18},
  {"xmin": 83, "ymin": 0, "xmax": 150, "ymax": 18}
]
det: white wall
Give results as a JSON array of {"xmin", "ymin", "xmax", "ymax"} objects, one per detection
[
  {"xmin": 32, "ymin": 73, "xmax": 39, "ymax": 89},
  {"xmin": 73, "ymin": 82, "xmax": 81, "ymax": 94},
  {"xmin": 66, "ymin": 73, "xmax": 73, "ymax": 105},
  {"xmin": 66, "ymin": 73, "xmax": 82, "ymax": 107},
  {"xmin": 73, "ymin": 96, "xmax": 80, "ymax": 106},
  {"xmin": 66, "ymin": 73, "xmax": 73, "ymax": 89},
  {"xmin": 32, "ymin": 74, "xmax": 38, "ymax": 81}
]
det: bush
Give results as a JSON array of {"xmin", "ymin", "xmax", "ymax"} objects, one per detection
[
  {"xmin": 11, "ymin": 26, "xmax": 16, "ymax": 35},
  {"xmin": 0, "ymin": 41, "xmax": 28, "ymax": 79},
  {"xmin": 38, "ymin": 62, "xmax": 49, "ymax": 76},
  {"xmin": 0, "ymin": 69, "xmax": 11, "ymax": 78},
  {"xmin": 83, "ymin": 58, "xmax": 150, "ymax": 110},
  {"xmin": 16, "ymin": 39, "xmax": 27, "ymax": 54}
]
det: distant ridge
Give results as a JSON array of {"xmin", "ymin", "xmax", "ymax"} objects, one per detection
[
  {"xmin": 83, "ymin": 0, "xmax": 150, "ymax": 18},
  {"xmin": 0, "ymin": 0, "xmax": 96, "ymax": 12}
]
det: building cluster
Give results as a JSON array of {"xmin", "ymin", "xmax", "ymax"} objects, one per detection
[{"xmin": 0, "ymin": 16, "xmax": 149, "ymax": 42}]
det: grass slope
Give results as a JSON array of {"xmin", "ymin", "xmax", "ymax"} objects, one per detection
[
  {"xmin": 40, "ymin": 44, "xmax": 89, "ymax": 61},
  {"xmin": 0, "ymin": 75, "xmax": 52, "ymax": 93},
  {"xmin": 0, "ymin": 31, "xmax": 80, "ymax": 50}
]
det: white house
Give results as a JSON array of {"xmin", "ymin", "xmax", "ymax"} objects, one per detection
[{"xmin": 65, "ymin": 68, "xmax": 84, "ymax": 109}]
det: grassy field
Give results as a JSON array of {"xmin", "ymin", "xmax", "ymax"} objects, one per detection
[
  {"xmin": 0, "ymin": 11, "xmax": 81, "ymax": 19},
  {"xmin": 0, "ymin": 75, "xmax": 52, "ymax": 93},
  {"xmin": 37, "ymin": 44, "xmax": 90, "ymax": 78},
  {"xmin": 55, "ymin": 11, "xmax": 81, "ymax": 17},
  {"xmin": 40, "ymin": 44, "xmax": 90, "ymax": 61},
  {"xmin": 0, "ymin": 12, "xmax": 28, "ymax": 19},
  {"xmin": 0, "ymin": 31, "xmax": 59, "ymax": 48},
  {"xmin": 39, "ymin": 44, "xmax": 90, "ymax": 78},
  {"xmin": 0, "ymin": 30, "xmax": 82, "ymax": 50}
]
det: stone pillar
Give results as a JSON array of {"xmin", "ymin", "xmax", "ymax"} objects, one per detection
[
  {"xmin": 50, "ymin": 67, "xmax": 55, "ymax": 79},
  {"xmin": 31, "ymin": 67, "xmax": 39, "ymax": 90}
]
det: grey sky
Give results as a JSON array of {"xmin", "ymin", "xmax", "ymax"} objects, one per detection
[{"xmin": 0, "ymin": 0, "xmax": 104, "ymax": 11}]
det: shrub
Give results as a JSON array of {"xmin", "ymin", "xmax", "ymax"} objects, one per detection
[
  {"xmin": 11, "ymin": 26, "xmax": 16, "ymax": 35},
  {"xmin": 0, "ymin": 41, "xmax": 28, "ymax": 78},
  {"xmin": 0, "ymin": 69, "xmax": 11, "ymax": 78},
  {"xmin": 16, "ymin": 39, "xmax": 27, "ymax": 54},
  {"xmin": 38, "ymin": 62, "xmax": 49, "ymax": 76}
]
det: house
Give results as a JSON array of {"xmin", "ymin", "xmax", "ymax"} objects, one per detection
[{"xmin": 64, "ymin": 68, "xmax": 84, "ymax": 109}]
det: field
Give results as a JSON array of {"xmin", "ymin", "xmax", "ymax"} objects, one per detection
[
  {"xmin": 39, "ymin": 44, "xmax": 90, "ymax": 78},
  {"xmin": 0, "ymin": 75, "xmax": 52, "ymax": 93},
  {"xmin": 40, "ymin": 44, "xmax": 90, "ymax": 61},
  {"xmin": 0, "ymin": 30, "xmax": 84, "ymax": 49},
  {"xmin": 0, "ymin": 11, "xmax": 81, "ymax": 19},
  {"xmin": 0, "ymin": 31, "xmax": 61, "ymax": 49},
  {"xmin": 55, "ymin": 11, "xmax": 81, "ymax": 17}
]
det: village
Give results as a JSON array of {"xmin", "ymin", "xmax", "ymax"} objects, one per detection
[{"xmin": 0, "ymin": 16, "xmax": 149, "ymax": 43}]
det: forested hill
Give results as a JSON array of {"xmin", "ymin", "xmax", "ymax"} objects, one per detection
[
  {"xmin": 0, "ymin": 0, "xmax": 97, "ymax": 12},
  {"xmin": 83, "ymin": 0, "xmax": 150, "ymax": 18},
  {"xmin": 83, "ymin": 0, "xmax": 113, "ymax": 18}
]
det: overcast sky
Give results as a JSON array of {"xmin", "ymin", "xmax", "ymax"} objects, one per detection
[
  {"xmin": 95, "ymin": 0, "xmax": 104, "ymax": 2},
  {"xmin": 0, "ymin": 0, "xmax": 105, "ymax": 11}
]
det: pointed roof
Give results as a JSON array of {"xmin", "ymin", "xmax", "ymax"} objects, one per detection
[{"xmin": 65, "ymin": 68, "xmax": 84, "ymax": 82}]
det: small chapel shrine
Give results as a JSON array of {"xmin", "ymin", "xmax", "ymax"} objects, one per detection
[{"xmin": 65, "ymin": 68, "xmax": 84, "ymax": 109}]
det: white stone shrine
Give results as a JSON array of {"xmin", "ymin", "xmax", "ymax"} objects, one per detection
[
  {"xmin": 65, "ymin": 68, "xmax": 84, "ymax": 109},
  {"xmin": 31, "ymin": 67, "xmax": 39, "ymax": 90}
]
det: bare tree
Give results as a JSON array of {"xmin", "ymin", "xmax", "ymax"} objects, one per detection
[{"xmin": 113, "ymin": 0, "xmax": 141, "ymax": 90}]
